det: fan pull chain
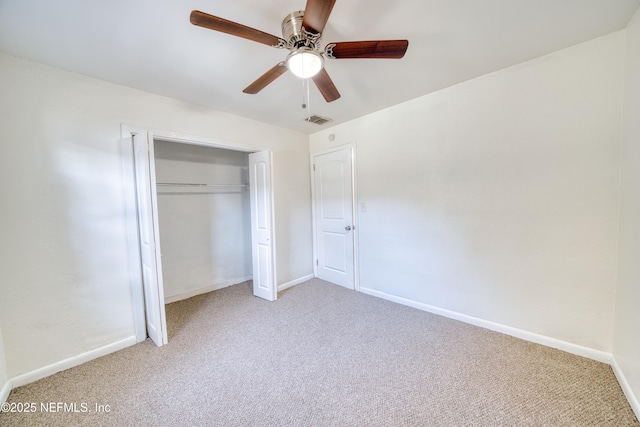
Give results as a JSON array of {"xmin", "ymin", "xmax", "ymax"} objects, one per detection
[
  {"xmin": 306, "ymin": 78, "xmax": 311, "ymax": 115},
  {"xmin": 301, "ymin": 77, "xmax": 306, "ymax": 109},
  {"xmin": 302, "ymin": 79, "xmax": 311, "ymax": 115},
  {"xmin": 301, "ymin": 78, "xmax": 311, "ymax": 116}
]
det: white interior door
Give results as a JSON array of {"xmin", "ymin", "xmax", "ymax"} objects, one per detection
[
  {"xmin": 132, "ymin": 132, "xmax": 168, "ymax": 346},
  {"xmin": 249, "ymin": 151, "xmax": 277, "ymax": 301},
  {"xmin": 313, "ymin": 148, "xmax": 355, "ymax": 289}
]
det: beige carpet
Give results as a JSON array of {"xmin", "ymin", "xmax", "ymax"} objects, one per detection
[{"xmin": 1, "ymin": 279, "xmax": 637, "ymax": 426}]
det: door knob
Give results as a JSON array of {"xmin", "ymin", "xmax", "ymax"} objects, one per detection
[{"xmin": 345, "ymin": 226, "xmax": 352, "ymax": 231}]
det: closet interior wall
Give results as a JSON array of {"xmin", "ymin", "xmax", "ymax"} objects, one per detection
[{"xmin": 153, "ymin": 140, "xmax": 252, "ymax": 303}]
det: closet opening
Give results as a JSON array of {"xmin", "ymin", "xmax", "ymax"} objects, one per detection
[
  {"xmin": 122, "ymin": 128, "xmax": 276, "ymax": 347},
  {"xmin": 154, "ymin": 140, "xmax": 253, "ymax": 305}
]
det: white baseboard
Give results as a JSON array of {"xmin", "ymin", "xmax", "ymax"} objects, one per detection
[
  {"xmin": 0, "ymin": 379, "xmax": 11, "ymax": 405},
  {"xmin": 359, "ymin": 286, "xmax": 612, "ymax": 364},
  {"xmin": 10, "ymin": 336, "xmax": 137, "ymax": 389},
  {"xmin": 611, "ymin": 356, "xmax": 640, "ymax": 420},
  {"xmin": 164, "ymin": 274, "xmax": 315, "ymax": 304},
  {"xmin": 278, "ymin": 274, "xmax": 314, "ymax": 292},
  {"xmin": 164, "ymin": 276, "xmax": 252, "ymax": 304},
  {"xmin": 164, "ymin": 274, "xmax": 313, "ymax": 303}
]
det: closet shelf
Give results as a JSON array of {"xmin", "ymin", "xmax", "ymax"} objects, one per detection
[{"xmin": 157, "ymin": 183, "xmax": 249, "ymax": 190}]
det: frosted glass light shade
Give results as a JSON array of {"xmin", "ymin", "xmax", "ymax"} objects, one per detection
[{"xmin": 286, "ymin": 49, "xmax": 324, "ymax": 78}]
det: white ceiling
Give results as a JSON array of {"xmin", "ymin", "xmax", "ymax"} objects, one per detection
[{"xmin": 1, "ymin": 0, "xmax": 638, "ymax": 134}]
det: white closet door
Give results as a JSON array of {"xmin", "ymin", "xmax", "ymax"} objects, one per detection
[
  {"xmin": 249, "ymin": 151, "xmax": 277, "ymax": 301},
  {"xmin": 133, "ymin": 132, "xmax": 168, "ymax": 346}
]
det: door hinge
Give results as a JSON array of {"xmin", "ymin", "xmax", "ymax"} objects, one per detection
[
  {"xmin": 316, "ymin": 259, "xmax": 318, "ymax": 266},
  {"xmin": 313, "ymin": 164, "xmax": 315, "ymax": 171}
]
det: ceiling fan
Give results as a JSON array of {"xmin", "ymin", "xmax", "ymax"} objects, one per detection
[{"xmin": 190, "ymin": 0, "xmax": 409, "ymax": 102}]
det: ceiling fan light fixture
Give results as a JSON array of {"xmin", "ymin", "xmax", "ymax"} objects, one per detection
[{"xmin": 286, "ymin": 49, "xmax": 324, "ymax": 79}]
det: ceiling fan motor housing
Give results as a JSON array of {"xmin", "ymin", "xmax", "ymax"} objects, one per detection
[{"xmin": 282, "ymin": 11, "xmax": 321, "ymax": 50}]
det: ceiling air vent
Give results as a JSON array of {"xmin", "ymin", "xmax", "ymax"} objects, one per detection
[{"xmin": 305, "ymin": 115, "xmax": 332, "ymax": 125}]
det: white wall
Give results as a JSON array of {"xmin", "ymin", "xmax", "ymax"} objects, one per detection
[
  {"xmin": 0, "ymin": 52, "xmax": 312, "ymax": 379},
  {"xmin": 0, "ymin": 327, "xmax": 9, "ymax": 404},
  {"xmin": 614, "ymin": 6, "xmax": 640, "ymax": 414},
  {"xmin": 311, "ymin": 32, "xmax": 625, "ymax": 352},
  {"xmin": 154, "ymin": 141, "xmax": 252, "ymax": 301}
]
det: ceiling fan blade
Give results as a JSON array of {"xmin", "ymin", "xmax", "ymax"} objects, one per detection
[
  {"xmin": 312, "ymin": 68, "xmax": 341, "ymax": 102},
  {"xmin": 243, "ymin": 62, "xmax": 288, "ymax": 94},
  {"xmin": 301, "ymin": 0, "xmax": 336, "ymax": 35},
  {"xmin": 326, "ymin": 40, "xmax": 409, "ymax": 59},
  {"xmin": 190, "ymin": 10, "xmax": 286, "ymax": 48}
]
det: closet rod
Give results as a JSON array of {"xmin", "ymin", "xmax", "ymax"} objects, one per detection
[{"xmin": 156, "ymin": 183, "xmax": 249, "ymax": 189}]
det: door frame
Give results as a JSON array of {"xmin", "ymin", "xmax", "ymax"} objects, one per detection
[
  {"xmin": 310, "ymin": 143, "xmax": 359, "ymax": 291},
  {"xmin": 121, "ymin": 124, "xmax": 277, "ymax": 343}
]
